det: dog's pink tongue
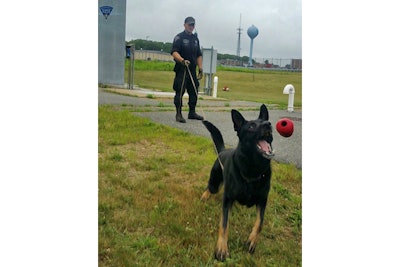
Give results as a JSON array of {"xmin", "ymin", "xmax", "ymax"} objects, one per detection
[{"xmin": 258, "ymin": 140, "xmax": 271, "ymax": 153}]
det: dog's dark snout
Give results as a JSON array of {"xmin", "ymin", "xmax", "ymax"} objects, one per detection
[{"xmin": 262, "ymin": 121, "xmax": 271, "ymax": 130}]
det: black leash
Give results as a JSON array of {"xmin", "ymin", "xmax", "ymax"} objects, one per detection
[{"xmin": 178, "ymin": 65, "xmax": 206, "ymax": 121}]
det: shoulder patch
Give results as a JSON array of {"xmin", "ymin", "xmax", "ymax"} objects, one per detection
[{"xmin": 173, "ymin": 35, "xmax": 180, "ymax": 42}]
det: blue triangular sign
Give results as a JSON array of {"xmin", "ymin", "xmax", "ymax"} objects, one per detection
[{"xmin": 100, "ymin": 6, "xmax": 113, "ymax": 20}]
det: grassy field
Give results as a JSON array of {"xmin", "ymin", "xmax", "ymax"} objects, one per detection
[
  {"xmin": 98, "ymin": 105, "xmax": 302, "ymax": 266},
  {"xmin": 125, "ymin": 60, "xmax": 302, "ymax": 109}
]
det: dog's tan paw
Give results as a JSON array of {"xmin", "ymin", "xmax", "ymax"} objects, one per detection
[
  {"xmin": 214, "ymin": 243, "xmax": 229, "ymax": 261},
  {"xmin": 246, "ymin": 239, "xmax": 257, "ymax": 254},
  {"xmin": 200, "ymin": 189, "xmax": 211, "ymax": 201}
]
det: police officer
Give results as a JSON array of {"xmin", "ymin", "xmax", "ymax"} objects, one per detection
[{"xmin": 171, "ymin": 16, "xmax": 204, "ymax": 123}]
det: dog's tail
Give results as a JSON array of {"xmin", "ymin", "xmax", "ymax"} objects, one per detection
[{"xmin": 202, "ymin": 120, "xmax": 225, "ymax": 153}]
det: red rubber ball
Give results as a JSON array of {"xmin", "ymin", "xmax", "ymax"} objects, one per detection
[{"xmin": 276, "ymin": 118, "xmax": 294, "ymax": 137}]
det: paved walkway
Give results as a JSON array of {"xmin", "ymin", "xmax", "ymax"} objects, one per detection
[{"xmin": 98, "ymin": 87, "xmax": 302, "ymax": 168}]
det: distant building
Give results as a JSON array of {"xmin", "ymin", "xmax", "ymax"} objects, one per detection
[
  {"xmin": 291, "ymin": 59, "xmax": 302, "ymax": 70},
  {"xmin": 218, "ymin": 59, "xmax": 243, "ymax": 66},
  {"xmin": 134, "ymin": 50, "xmax": 173, "ymax": 62}
]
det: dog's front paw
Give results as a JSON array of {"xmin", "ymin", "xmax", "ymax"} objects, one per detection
[
  {"xmin": 200, "ymin": 189, "xmax": 211, "ymax": 201},
  {"xmin": 246, "ymin": 239, "xmax": 257, "ymax": 254},
  {"xmin": 214, "ymin": 245, "xmax": 229, "ymax": 261}
]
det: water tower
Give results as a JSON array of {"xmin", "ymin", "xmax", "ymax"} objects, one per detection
[{"xmin": 247, "ymin": 25, "xmax": 259, "ymax": 67}]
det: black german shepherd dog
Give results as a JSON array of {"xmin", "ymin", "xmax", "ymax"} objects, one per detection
[{"xmin": 201, "ymin": 104, "xmax": 274, "ymax": 261}]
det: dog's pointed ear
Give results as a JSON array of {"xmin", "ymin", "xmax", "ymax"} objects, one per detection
[
  {"xmin": 258, "ymin": 104, "xmax": 269, "ymax": 121},
  {"xmin": 232, "ymin": 109, "xmax": 246, "ymax": 132}
]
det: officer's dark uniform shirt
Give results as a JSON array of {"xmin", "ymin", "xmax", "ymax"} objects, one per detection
[{"xmin": 171, "ymin": 31, "xmax": 202, "ymax": 73}]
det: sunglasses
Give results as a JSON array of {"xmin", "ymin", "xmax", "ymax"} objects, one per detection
[{"xmin": 188, "ymin": 23, "xmax": 195, "ymax": 27}]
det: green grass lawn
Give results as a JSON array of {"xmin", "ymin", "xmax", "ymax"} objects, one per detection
[
  {"xmin": 98, "ymin": 105, "xmax": 302, "ymax": 266},
  {"xmin": 125, "ymin": 60, "xmax": 302, "ymax": 109}
]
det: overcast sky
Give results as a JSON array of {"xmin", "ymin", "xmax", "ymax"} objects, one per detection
[{"xmin": 125, "ymin": 0, "xmax": 302, "ymax": 61}]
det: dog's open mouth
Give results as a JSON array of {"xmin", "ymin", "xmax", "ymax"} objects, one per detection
[{"xmin": 257, "ymin": 140, "xmax": 274, "ymax": 159}]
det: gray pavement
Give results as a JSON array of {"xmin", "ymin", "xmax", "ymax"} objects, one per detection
[{"xmin": 98, "ymin": 87, "xmax": 302, "ymax": 168}]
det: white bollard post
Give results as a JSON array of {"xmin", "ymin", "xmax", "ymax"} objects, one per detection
[
  {"xmin": 213, "ymin": 76, "xmax": 218, "ymax": 98},
  {"xmin": 283, "ymin": 84, "xmax": 295, "ymax": 112}
]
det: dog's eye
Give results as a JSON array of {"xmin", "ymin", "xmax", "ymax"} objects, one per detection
[{"xmin": 249, "ymin": 123, "xmax": 256, "ymax": 129}]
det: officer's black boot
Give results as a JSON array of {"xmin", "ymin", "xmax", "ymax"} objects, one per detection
[
  {"xmin": 175, "ymin": 106, "xmax": 186, "ymax": 123},
  {"xmin": 188, "ymin": 106, "xmax": 204, "ymax": 120}
]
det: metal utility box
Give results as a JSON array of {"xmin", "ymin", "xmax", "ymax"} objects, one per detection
[
  {"xmin": 202, "ymin": 47, "xmax": 217, "ymax": 95},
  {"xmin": 202, "ymin": 48, "xmax": 217, "ymax": 74}
]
